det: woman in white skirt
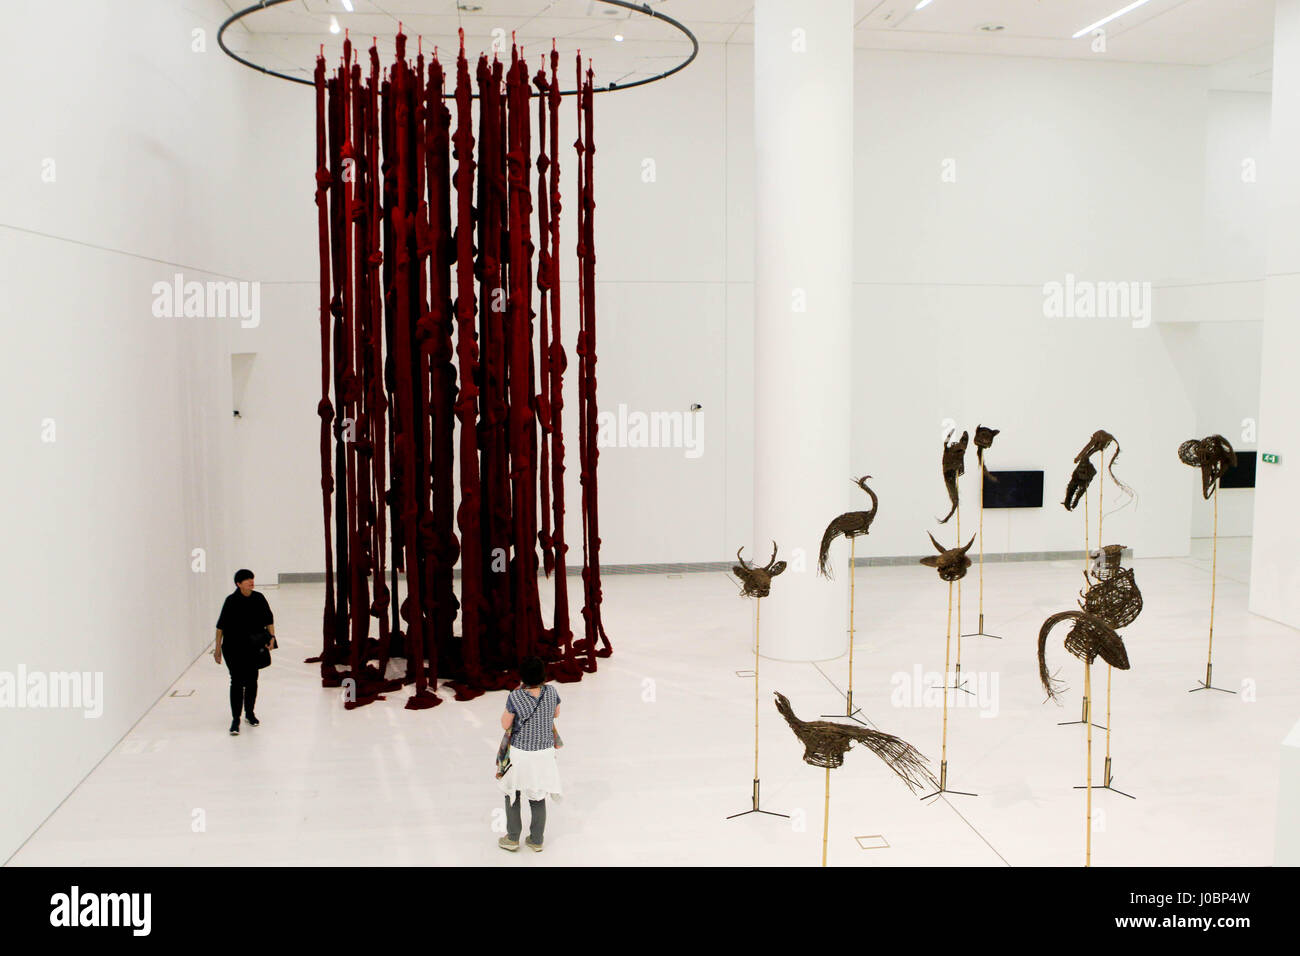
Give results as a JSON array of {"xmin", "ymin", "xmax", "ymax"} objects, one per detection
[{"xmin": 497, "ymin": 656, "xmax": 562, "ymax": 852}]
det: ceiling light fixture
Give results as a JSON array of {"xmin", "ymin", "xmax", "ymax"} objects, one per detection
[
  {"xmin": 341, "ymin": 0, "xmax": 353, "ymax": 12},
  {"xmin": 915, "ymin": 0, "xmax": 934, "ymax": 9},
  {"xmin": 329, "ymin": 15, "xmax": 340, "ymax": 34},
  {"xmin": 1072, "ymin": 0, "xmax": 1153, "ymax": 39},
  {"xmin": 614, "ymin": 33, "xmax": 624, "ymax": 41}
]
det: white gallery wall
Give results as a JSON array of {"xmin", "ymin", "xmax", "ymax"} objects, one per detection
[
  {"xmin": 0, "ymin": 0, "xmax": 267, "ymax": 862},
  {"xmin": 227, "ymin": 38, "xmax": 1272, "ymax": 580},
  {"xmin": 846, "ymin": 51, "xmax": 1202, "ymax": 560},
  {"xmin": 1252, "ymin": 0, "xmax": 1300, "ymax": 630},
  {"xmin": 1169, "ymin": 88, "xmax": 1270, "ymax": 539}
]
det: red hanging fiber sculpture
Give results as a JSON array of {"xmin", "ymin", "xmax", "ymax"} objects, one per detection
[{"xmin": 308, "ymin": 32, "xmax": 612, "ymax": 708}]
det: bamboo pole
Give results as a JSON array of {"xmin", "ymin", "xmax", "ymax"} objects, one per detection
[
  {"xmin": 1098, "ymin": 456, "xmax": 1104, "ymax": 555},
  {"xmin": 822, "ymin": 765, "xmax": 830, "ymax": 867},
  {"xmin": 956, "ymin": 505, "xmax": 963, "ymax": 667},
  {"xmin": 1104, "ymin": 663, "xmax": 1112, "ymax": 782},
  {"xmin": 1085, "ymin": 660, "xmax": 1093, "ymax": 867},
  {"xmin": 940, "ymin": 581, "xmax": 953, "ymax": 768},
  {"xmin": 848, "ymin": 535, "xmax": 856, "ymax": 709},
  {"xmin": 754, "ymin": 598, "xmax": 761, "ymax": 781},
  {"xmin": 1207, "ymin": 489, "xmax": 1219, "ymax": 686},
  {"xmin": 1100, "ymin": 464, "xmax": 1110, "ymax": 773},
  {"xmin": 978, "ymin": 461, "xmax": 985, "ymax": 626}
]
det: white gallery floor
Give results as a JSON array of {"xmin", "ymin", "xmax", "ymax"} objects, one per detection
[{"xmin": 9, "ymin": 538, "xmax": 1298, "ymax": 867}]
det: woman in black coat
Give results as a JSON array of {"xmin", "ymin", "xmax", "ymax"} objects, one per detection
[{"xmin": 213, "ymin": 569, "xmax": 276, "ymax": 735}]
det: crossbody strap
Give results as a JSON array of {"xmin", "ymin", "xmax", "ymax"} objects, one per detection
[{"xmin": 512, "ymin": 686, "xmax": 547, "ymax": 736}]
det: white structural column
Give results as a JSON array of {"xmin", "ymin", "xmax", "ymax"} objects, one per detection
[
  {"xmin": 1279, "ymin": 718, "xmax": 1300, "ymax": 864},
  {"xmin": 753, "ymin": 0, "xmax": 854, "ymax": 661},
  {"xmin": 1251, "ymin": 0, "xmax": 1300, "ymax": 629}
]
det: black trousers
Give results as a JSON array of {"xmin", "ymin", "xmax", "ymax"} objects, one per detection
[{"xmin": 224, "ymin": 654, "xmax": 259, "ymax": 720}]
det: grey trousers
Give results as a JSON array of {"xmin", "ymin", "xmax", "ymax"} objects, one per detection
[{"xmin": 505, "ymin": 791, "xmax": 546, "ymax": 844}]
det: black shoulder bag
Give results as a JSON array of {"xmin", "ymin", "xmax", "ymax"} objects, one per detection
[{"xmin": 253, "ymin": 627, "xmax": 276, "ymax": 669}]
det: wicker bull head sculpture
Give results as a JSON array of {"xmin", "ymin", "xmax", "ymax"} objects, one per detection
[
  {"xmin": 1037, "ymin": 610, "xmax": 1131, "ymax": 702},
  {"xmin": 937, "ymin": 430, "xmax": 969, "ymax": 524},
  {"xmin": 920, "ymin": 532, "xmax": 976, "ymax": 582},
  {"xmin": 733, "ymin": 542, "xmax": 787, "ymax": 599},
  {"xmin": 773, "ymin": 691, "xmax": 938, "ymax": 790},
  {"xmin": 1178, "ymin": 435, "xmax": 1237, "ymax": 500}
]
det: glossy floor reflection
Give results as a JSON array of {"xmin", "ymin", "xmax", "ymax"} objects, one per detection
[{"xmin": 9, "ymin": 538, "xmax": 1297, "ymax": 866}]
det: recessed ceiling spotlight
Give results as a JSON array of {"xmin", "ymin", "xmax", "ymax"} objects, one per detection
[
  {"xmin": 614, "ymin": 34, "xmax": 624, "ymax": 42},
  {"xmin": 341, "ymin": 0, "xmax": 353, "ymax": 12},
  {"xmin": 1072, "ymin": 0, "xmax": 1153, "ymax": 39},
  {"xmin": 915, "ymin": 0, "xmax": 934, "ymax": 9},
  {"xmin": 978, "ymin": 23, "xmax": 1005, "ymax": 32},
  {"xmin": 329, "ymin": 15, "xmax": 340, "ymax": 34}
]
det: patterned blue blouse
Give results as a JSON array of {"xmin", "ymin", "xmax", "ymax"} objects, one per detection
[{"xmin": 506, "ymin": 684, "xmax": 560, "ymax": 752}]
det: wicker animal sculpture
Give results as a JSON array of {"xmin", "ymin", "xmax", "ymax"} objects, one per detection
[
  {"xmin": 1178, "ymin": 435, "xmax": 1237, "ymax": 500},
  {"xmin": 1075, "ymin": 429, "xmax": 1135, "ymax": 501},
  {"xmin": 1089, "ymin": 543, "xmax": 1126, "ymax": 582},
  {"xmin": 772, "ymin": 691, "xmax": 938, "ymax": 790},
  {"xmin": 973, "ymin": 424, "xmax": 1000, "ymax": 483},
  {"xmin": 1062, "ymin": 458, "xmax": 1097, "ymax": 511},
  {"xmin": 817, "ymin": 476, "xmax": 879, "ymax": 579},
  {"xmin": 1080, "ymin": 547, "xmax": 1143, "ymax": 630},
  {"xmin": 937, "ymin": 430, "xmax": 969, "ymax": 524},
  {"xmin": 733, "ymin": 543, "xmax": 787, "ymax": 599},
  {"xmin": 1037, "ymin": 610, "xmax": 1131, "ymax": 702},
  {"xmin": 920, "ymin": 532, "xmax": 976, "ymax": 582}
]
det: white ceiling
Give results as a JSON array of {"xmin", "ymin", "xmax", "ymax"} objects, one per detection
[{"xmin": 220, "ymin": 0, "xmax": 1276, "ymax": 91}]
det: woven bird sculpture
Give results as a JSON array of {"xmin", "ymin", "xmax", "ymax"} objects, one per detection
[
  {"xmin": 1076, "ymin": 429, "xmax": 1135, "ymax": 502},
  {"xmin": 1090, "ymin": 543, "xmax": 1127, "ymax": 581},
  {"xmin": 974, "ymin": 424, "xmax": 1000, "ymax": 483},
  {"xmin": 1081, "ymin": 545, "xmax": 1143, "ymax": 630},
  {"xmin": 733, "ymin": 542, "xmax": 786, "ymax": 599},
  {"xmin": 1037, "ymin": 610, "xmax": 1131, "ymax": 702},
  {"xmin": 1178, "ymin": 435, "xmax": 1237, "ymax": 500},
  {"xmin": 817, "ymin": 476, "xmax": 879, "ymax": 579},
  {"xmin": 773, "ymin": 691, "xmax": 938, "ymax": 790},
  {"xmin": 937, "ymin": 430, "xmax": 969, "ymax": 524},
  {"xmin": 920, "ymin": 532, "xmax": 976, "ymax": 582}
]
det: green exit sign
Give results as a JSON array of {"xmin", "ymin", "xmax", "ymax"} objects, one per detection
[{"xmin": 1263, "ymin": 453, "xmax": 1281, "ymax": 464}]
